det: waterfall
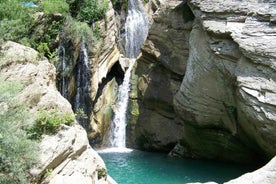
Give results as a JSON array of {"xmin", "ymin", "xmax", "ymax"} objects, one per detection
[
  {"xmin": 57, "ymin": 41, "xmax": 92, "ymax": 129},
  {"xmin": 109, "ymin": 60, "xmax": 136, "ymax": 148},
  {"xmin": 74, "ymin": 42, "xmax": 92, "ymax": 128},
  {"xmin": 57, "ymin": 45, "xmax": 68, "ymax": 99},
  {"xmin": 109, "ymin": 0, "xmax": 149, "ymax": 148},
  {"xmin": 125, "ymin": 0, "xmax": 149, "ymax": 59}
]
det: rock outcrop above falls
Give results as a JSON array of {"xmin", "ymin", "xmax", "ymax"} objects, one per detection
[
  {"xmin": 131, "ymin": 0, "xmax": 276, "ymax": 163},
  {"xmin": 0, "ymin": 41, "xmax": 114, "ymax": 184}
]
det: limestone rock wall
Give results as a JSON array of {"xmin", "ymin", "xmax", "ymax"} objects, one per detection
[
  {"xmin": 128, "ymin": 0, "xmax": 193, "ymax": 151},
  {"xmin": 0, "ymin": 41, "xmax": 114, "ymax": 184},
  {"xmin": 54, "ymin": 1, "xmax": 121, "ymax": 146},
  {"xmin": 131, "ymin": 0, "xmax": 276, "ymax": 163},
  {"xmin": 90, "ymin": 78, "xmax": 119, "ymax": 146},
  {"xmin": 90, "ymin": 1, "xmax": 120, "ymax": 101},
  {"xmin": 88, "ymin": 1, "xmax": 121, "ymax": 146}
]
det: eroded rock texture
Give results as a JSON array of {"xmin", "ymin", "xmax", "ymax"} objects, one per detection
[{"xmin": 130, "ymin": 0, "xmax": 276, "ymax": 163}]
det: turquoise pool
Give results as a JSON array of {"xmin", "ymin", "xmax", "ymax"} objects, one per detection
[{"xmin": 99, "ymin": 149, "xmax": 255, "ymax": 184}]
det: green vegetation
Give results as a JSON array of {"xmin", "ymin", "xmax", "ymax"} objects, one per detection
[
  {"xmin": 77, "ymin": 0, "xmax": 108, "ymax": 24},
  {"xmin": 0, "ymin": 80, "xmax": 38, "ymax": 184},
  {"xmin": 96, "ymin": 168, "xmax": 107, "ymax": 180},
  {"xmin": 41, "ymin": 0, "xmax": 69, "ymax": 16},
  {"xmin": 0, "ymin": 0, "xmax": 65, "ymax": 57},
  {"xmin": 75, "ymin": 108, "xmax": 89, "ymax": 120},
  {"xmin": 30, "ymin": 15, "xmax": 65, "ymax": 58},
  {"xmin": 0, "ymin": 0, "xmax": 33, "ymax": 45},
  {"xmin": 63, "ymin": 16, "xmax": 94, "ymax": 43},
  {"xmin": 27, "ymin": 109, "xmax": 75, "ymax": 140},
  {"xmin": 0, "ymin": 0, "xmax": 108, "ymax": 59}
]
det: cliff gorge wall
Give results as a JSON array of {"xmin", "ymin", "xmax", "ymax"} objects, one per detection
[
  {"xmin": 130, "ymin": 0, "xmax": 276, "ymax": 164},
  {"xmin": 0, "ymin": 41, "xmax": 114, "ymax": 184},
  {"xmin": 54, "ymin": 1, "xmax": 122, "ymax": 147}
]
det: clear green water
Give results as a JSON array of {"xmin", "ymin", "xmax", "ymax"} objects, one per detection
[{"xmin": 99, "ymin": 149, "xmax": 256, "ymax": 184}]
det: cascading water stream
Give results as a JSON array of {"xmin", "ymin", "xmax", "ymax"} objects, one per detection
[
  {"xmin": 109, "ymin": 60, "xmax": 136, "ymax": 148},
  {"xmin": 74, "ymin": 41, "xmax": 92, "ymax": 128},
  {"xmin": 57, "ymin": 45, "xmax": 68, "ymax": 98},
  {"xmin": 57, "ymin": 41, "xmax": 92, "ymax": 130},
  {"xmin": 75, "ymin": 42, "xmax": 89, "ymax": 110},
  {"xmin": 109, "ymin": 0, "xmax": 149, "ymax": 148},
  {"xmin": 125, "ymin": 0, "xmax": 149, "ymax": 59}
]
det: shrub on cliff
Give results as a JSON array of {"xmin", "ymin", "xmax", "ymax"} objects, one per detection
[
  {"xmin": 0, "ymin": 80, "xmax": 38, "ymax": 184},
  {"xmin": 27, "ymin": 109, "xmax": 75, "ymax": 140},
  {"xmin": 77, "ymin": 0, "xmax": 108, "ymax": 24},
  {"xmin": 40, "ymin": 0, "xmax": 69, "ymax": 16},
  {"xmin": 63, "ymin": 16, "xmax": 102, "ymax": 46}
]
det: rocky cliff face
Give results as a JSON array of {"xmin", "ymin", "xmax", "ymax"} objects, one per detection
[
  {"xmin": 127, "ymin": 0, "xmax": 192, "ymax": 150},
  {"xmin": 88, "ymin": 1, "xmax": 122, "ymax": 146},
  {"xmin": 54, "ymin": 1, "xmax": 122, "ymax": 147},
  {"xmin": 0, "ymin": 41, "xmax": 114, "ymax": 184},
  {"xmin": 130, "ymin": 0, "xmax": 276, "ymax": 164}
]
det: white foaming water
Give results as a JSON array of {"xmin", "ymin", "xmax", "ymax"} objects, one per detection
[
  {"xmin": 109, "ymin": 59, "xmax": 136, "ymax": 148},
  {"xmin": 97, "ymin": 147, "xmax": 134, "ymax": 154},
  {"xmin": 125, "ymin": 0, "xmax": 149, "ymax": 59},
  {"xmin": 58, "ymin": 45, "xmax": 66, "ymax": 97},
  {"xmin": 108, "ymin": 0, "xmax": 149, "ymax": 148}
]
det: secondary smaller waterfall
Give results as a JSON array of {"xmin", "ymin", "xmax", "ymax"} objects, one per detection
[
  {"xmin": 74, "ymin": 42, "xmax": 92, "ymax": 128},
  {"xmin": 56, "ymin": 40, "xmax": 92, "ymax": 131},
  {"xmin": 57, "ymin": 44, "xmax": 68, "ymax": 99},
  {"xmin": 109, "ymin": 0, "xmax": 149, "ymax": 148}
]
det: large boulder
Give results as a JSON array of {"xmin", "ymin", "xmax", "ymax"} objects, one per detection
[{"xmin": 0, "ymin": 41, "xmax": 115, "ymax": 184}]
